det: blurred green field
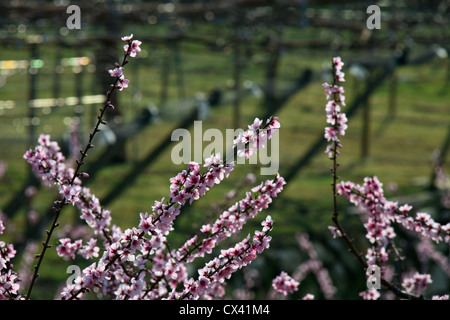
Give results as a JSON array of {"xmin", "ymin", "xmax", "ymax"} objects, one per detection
[{"xmin": 0, "ymin": 21, "xmax": 449, "ymax": 299}]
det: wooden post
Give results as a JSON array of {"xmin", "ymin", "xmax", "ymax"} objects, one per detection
[
  {"xmin": 160, "ymin": 45, "xmax": 171, "ymax": 109},
  {"xmin": 388, "ymin": 70, "xmax": 397, "ymax": 118},
  {"xmin": 173, "ymin": 41, "xmax": 185, "ymax": 101},
  {"xmin": 52, "ymin": 42, "xmax": 62, "ymax": 103},
  {"xmin": 263, "ymin": 34, "xmax": 281, "ymax": 112},
  {"xmin": 361, "ymin": 98, "xmax": 370, "ymax": 159},
  {"xmin": 429, "ymin": 123, "xmax": 450, "ymax": 190},
  {"xmin": 361, "ymin": 77, "xmax": 371, "ymax": 159},
  {"xmin": 74, "ymin": 48, "xmax": 83, "ymax": 132},
  {"xmin": 28, "ymin": 43, "xmax": 38, "ymax": 147},
  {"xmin": 232, "ymin": 34, "xmax": 241, "ymax": 129}
]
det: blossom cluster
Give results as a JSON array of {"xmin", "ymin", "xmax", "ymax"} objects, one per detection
[
  {"xmin": 108, "ymin": 34, "xmax": 142, "ymax": 91},
  {"xmin": 50, "ymin": 115, "xmax": 281, "ymax": 300},
  {"xmin": 401, "ymin": 272, "xmax": 432, "ymax": 295},
  {"xmin": 323, "ymin": 57, "xmax": 348, "ymax": 159},
  {"xmin": 23, "ymin": 134, "xmax": 87, "ymax": 209},
  {"xmin": 56, "ymin": 238, "xmax": 100, "ymax": 260},
  {"xmin": 0, "ymin": 218, "xmax": 20, "ymax": 299},
  {"xmin": 176, "ymin": 175, "xmax": 286, "ymax": 265},
  {"xmin": 122, "ymin": 34, "xmax": 142, "ymax": 57},
  {"xmin": 336, "ymin": 177, "xmax": 450, "ymax": 299},
  {"xmin": 23, "ymin": 134, "xmax": 69, "ymax": 187},
  {"xmin": 336, "ymin": 178, "xmax": 450, "ymax": 247},
  {"xmin": 178, "ymin": 216, "xmax": 274, "ymax": 300},
  {"xmin": 22, "ymin": 137, "xmax": 110, "ymax": 264},
  {"xmin": 23, "ymin": 134, "xmax": 111, "ymax": 264},
  {"xmin": 272, "ymin": 271, "xmax": 299, "ymax": 296},
  {"xmin": 233, "ymin": 117, "xmax": 280, "ymax": 160}
]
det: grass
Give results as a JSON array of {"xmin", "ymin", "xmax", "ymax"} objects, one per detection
[{"xmin": 0, "ymin": 22, "xmax": 449, "ymax": 299}]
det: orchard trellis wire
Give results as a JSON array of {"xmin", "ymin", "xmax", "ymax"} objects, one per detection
[{"xmin": 0, "ymin": 0, "xmax": 449, "ymax": 302}]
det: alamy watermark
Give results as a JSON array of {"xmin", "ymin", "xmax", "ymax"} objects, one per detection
[
  {"xmin": 171, "ymin": 121, "xmax": 279, "ymax": 175},
  {"xmin": 66, "ymin": 5, "xmax": 81, "ymax": 30},
  {"xmin": 366, "ymin": 5, "xmax": 381, "ymax": 30},
  {"xmin": 66, "ymin": 265, "xmax": 81, "ymax": 286},
  {"xmin": 366, "ymin": 265, "xmax": 381, "ymax": 290}
]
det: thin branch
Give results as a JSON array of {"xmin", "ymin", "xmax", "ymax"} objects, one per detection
[{"xmin": 25, "ymin": 41, "xmax": 135, "ymax": 300}]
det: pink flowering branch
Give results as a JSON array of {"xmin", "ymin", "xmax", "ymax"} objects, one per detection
[
  {"xmin": 21, "ymin": 50, "xmax": 281, "ymax": 298},
  {"xmin": 323, "ymin": 57, "xmax": 347, "ymax": 226},
  {"xmin": 323, "ymin": 57, "xmax": 369, "ymax": 284},
  {"xmin": 0, "ymin": 218, "xmax": 20, "ymax": 299},
  {"xmin": 337, "ymin": 180, "xmax": 450, "ymax": 245},
  {"xmin": 323, "ymin": 57, "xmax": 429, "ymax": 300},
  {"xmin": 94, "ymin": 175, "xmax": 285, "ymax": 300},
  {"xmin": 57, "ymin": 114, "xmax": 280, "ymax": 300},
  {"xmin": 271, "ymin": 271, "xmax": 300, "ymax": 297},
  {"xmin": 176, "ymin": 175, "xmax": 285, "ymax": 264},
  {"xmin": 401, "ymin": 272, "xmax": 432, "ymax": 296},
  {"xmin": 44, "ymin": 112, "xmax": 278, "ymax": 299},
  {"xmin": 335, "ymin": 177, "xmax": 450, "ymax": 299},
  {"xmin": 176, "ymin": 216, "xmax": 274, "ymax": 300},
  {"xmin": 23, "ymin": 34, "xmax": 141, "ymax": 299},
  {"xmin": 135, "ymin": 176, "xmax": 286, "ymax": 298}
]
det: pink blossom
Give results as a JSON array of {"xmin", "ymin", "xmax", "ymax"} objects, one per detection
[
  {"xmin": 322, "ymin": 82, "xmax": 332, "ymax": 100},
  {"xmin": 359, "ymin": 288, "xmax": 380, "ymax": 300},
  {"xmin": 399, "ymin": 204, "xmax": 412, "ymax": 213},
  {"xmin": 0, "ymin": 270, "xmax": 20, "ymax": 298},
  {"xmin": 336, "ymin": 70, "xmax": 345, "ymax": 82},
  {"xmin": 266, "ymin": 116, "xmax": 281, "ymax": 129},
  {"xmin": 325, "ymin": 101, "xmax": 340, "ymax": 118},
  {"xmin": 117, "ymin": 75, "xmax": 129, "ymax": 91},
  {"xmin": 328, "ymin": 226, "xmax": 342, "ymax": 238},
  {"xmin": 121, "ymin": 34, "xmax": 133, "ymax": 41},
  {"xmin": 108, "ymin": 67, "xmax": 123, "ymax": 78},
  {"xmin": 197, "ymin": 276, "xmax": 210, "ymax": 293},
  {"xmin": 56, "ymin": 238, "xmax": 82, "ymax": 260},
  {"xmin": 248, "ymin": 118, "xmax": 263, "ymax": 130},
  {"xmin": 24, "ymin": 134, "xmax": 67, "ymax": 187},
  {"xmin": 402, "ymin": 272, "xmax": 432, "ymax": 295},
  {"xmin": 139, "ymin": 212, "xmax": 154, "ymax": 233},
  {"xmin": 60, "ymin": 185, "xmax": 82, "ymax": 205},
  {"xmin": 272, "ymin": 271, "xmax": 299, "ymax": 296},
  {"xmin": 124, "ymin": 40, "xmax": 142, "ymax": 58},
  {"xmin": 203, "ymin": 153, "xmax": 222, "ymax": 167},
  {"xmin": 175, "ymin": 176, "xmax": 284, "ymax": 266},
  {"xmin": 79, "ymin": 239, "xmax": 100, "ymax": 259},
  {"xmin": 324, "ymin": 127, "xmax": 337, "ymax": 142},
  {"xmin": 261, "ymin": 215, "xmax": 274, "ymax": 232},
  {"xmin": 233, "ymin": 116, "xmax": 280, "ymax": 160},
  {"xmin": 333, "ymin": 56, "xmax": 344, "ymax": 71}
]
